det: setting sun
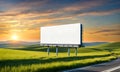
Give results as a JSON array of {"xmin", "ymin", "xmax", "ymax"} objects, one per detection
[{"xmin": 11, "ymin": 35, "xmax": 18, "ymax": 40}]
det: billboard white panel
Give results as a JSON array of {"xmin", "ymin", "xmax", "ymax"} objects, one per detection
[{"xmin": 40, "ymin": 23, "xmax": 81, "ymax": 45}]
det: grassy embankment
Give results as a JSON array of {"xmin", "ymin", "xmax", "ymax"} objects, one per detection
[{"xmin": 0, "ymin": 42, "xmax": 120, "ymax": 72}]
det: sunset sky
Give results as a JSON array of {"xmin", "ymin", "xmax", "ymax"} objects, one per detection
[{"xmin": 0, "ymin": 0, "xmax": 120, "ymax": 42}]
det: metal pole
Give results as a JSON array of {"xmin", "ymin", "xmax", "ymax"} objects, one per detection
[
  {"xmin": 68, "ymin": 48, "xmax": 70, "ymax": 56},
  {"xmin": 47, "ymin": 46, "xmax": 50, "ymax": 56},
  {"xmin": 75, "ymin": 47, "xmax": 78, "ymax": 56},
  {"xmin": 56, "ymin": 47, "xmax": 58, "ymax": 56}
]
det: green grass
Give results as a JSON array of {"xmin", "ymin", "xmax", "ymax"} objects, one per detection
[{"xmin": 0, "ymin": 42, "xmax": 120, "ymax": 72}]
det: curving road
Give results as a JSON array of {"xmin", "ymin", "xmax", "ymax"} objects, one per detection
[{"xmin": 62, "ymin": 58, "xmax": 120, "ymax": 72}]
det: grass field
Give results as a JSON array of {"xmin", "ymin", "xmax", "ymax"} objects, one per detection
[{"xmin": 0, "ymin": 42, "xmax": 120, "ymax": 72}]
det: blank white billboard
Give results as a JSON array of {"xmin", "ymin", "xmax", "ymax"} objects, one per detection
[{"xmin": 40, "ymin": 23, "xmax": 81, "ymax": 45}]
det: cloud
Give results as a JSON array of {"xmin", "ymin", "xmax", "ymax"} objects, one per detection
[
  {"xmin": 0, "ymin": 30, "xmax": 9, "ymax": 34},
  {"xmin": 75, "ymin": 9, "xmax": 120, "ymax": 16},
  {"xmin": 91, "ymin": 28, "xmax": 120, "ymax": 36},
  {"xmin": 104, "ymin": 33, "xmax": 120, "ymax": 36},
  {"xmin": 92, "ymin": 29, "xmax": 120, "ymax": 33},
  {"xmin": 0, "ymin": 27, "xmax": 9, "ymax": 34},
  {"xmin": 0, "ymin": 0, "xmax": 119, "ymax": 21}
]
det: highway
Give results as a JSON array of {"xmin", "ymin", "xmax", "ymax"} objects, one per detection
[{"xmin": 62, "ymin": 58, "xmax": 120, "ymax": 72}]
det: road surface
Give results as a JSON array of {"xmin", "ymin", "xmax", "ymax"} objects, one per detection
[{"xmin": 62, "ymin": 58, "xmax": 120, "ymax": 72}]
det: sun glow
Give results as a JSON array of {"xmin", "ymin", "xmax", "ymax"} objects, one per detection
[{"xmin": 11, "ymin": 35, "xmax": 18, "ymax": 40}]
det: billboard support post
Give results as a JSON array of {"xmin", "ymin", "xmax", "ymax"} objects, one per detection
[
  {"xmin": 75, "ymin": 48, "xmax": 78, "ymax": 56},
  {"xmin": 56, "ymin": 47, "xmax": 58, "ymax": 56},
  {"xmin": 68, "ymin": 48, "xmax": 70, "ymax": 56},
  {"xmin": 47, "ymin": 46, "xmax": 50, "ymax": 56}
]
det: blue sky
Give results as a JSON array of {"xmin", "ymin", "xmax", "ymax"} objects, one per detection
[{"xmin": 0, "ymin": 0, "xmax": 120, "ymax": 42}]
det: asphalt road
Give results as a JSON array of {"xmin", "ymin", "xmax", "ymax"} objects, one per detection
[
  {"xmin": 62, "ymin": 58, "xmax": 120, "ymax": 72},
  {"xmin": 112, "ymin": 68, "xmax": 120, "ymax": 72}
]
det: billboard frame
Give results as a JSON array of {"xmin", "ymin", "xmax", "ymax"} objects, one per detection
[
  {"xmin": 40, "ymin": 23, "xmax": 83, "ymax": 47},
  {"xmin": 40, "ymin": 23, "xmax": 83, "ymax": 56}
]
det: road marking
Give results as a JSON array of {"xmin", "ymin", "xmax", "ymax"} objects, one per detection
[
  {"xmin": 102, "ymin": 66, "xmax": 120, "ymax": 72},
  {"xmin": 62, "ymin": 68, "xmax": 81, "ymax": 72}
]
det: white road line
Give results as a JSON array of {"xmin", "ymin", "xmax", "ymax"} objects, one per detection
[
  {"xmin": 102, "ymin": 66, "xmax": 120, "ymax": 72},
  {"xmin": 62, "ymin": 68, "xmax": 82, "ymax": 72}
]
